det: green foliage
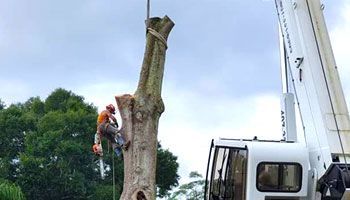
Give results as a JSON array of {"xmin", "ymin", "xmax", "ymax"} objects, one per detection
[
  {"xmin": 23, "ymin": 97, "xmax": 45, "ymax": 116},
  {"xmin": 0, "ymin": 105, "xmax": 25, "ymax": 158},
  {"xmin": 0, "ymin": 103, "xmax": 30, "ymax": 181},
  {"xmin": 156, "ymin": 143, "xmax": 179, "ymax": 198},
  {"xmin": 16, "ymin": 89, "xmax": 98, "ymax": 200},
  {"xmin": 169, "ymin": 171, "xmax": 205, "ymax": 200},
  {"xmin": 44, "ymin": 88, "xmax": 94, "ymax": 113},
  {"xmin": 44, "ymin": 88, "xmax": 73, "ymax": 112},
  {"xmin": 91, "ymin": 184, "xmax": 121, "ymax": 200},
  {"xmin": 0, "ymin": 99, "xmax": 5, "ymax": 110},
  {"xmin": 0, "ymin": 179, "xmax": 25, "ymax": 200}
]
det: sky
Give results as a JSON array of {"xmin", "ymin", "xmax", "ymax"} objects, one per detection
[{"xmin": 1, "ymin": 0, "xmax": 350, "ymax": 186}]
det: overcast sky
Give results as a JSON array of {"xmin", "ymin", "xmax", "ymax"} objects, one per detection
[{"xmin": 1, "ymin": 0, "xmax": 350, "ymax": 185}]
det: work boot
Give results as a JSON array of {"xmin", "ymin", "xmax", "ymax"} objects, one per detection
[
  {"xmin": 114, "ymin": 147, "xmax": 122, "ymax": 157},
  {"xmin": 122, "ymin": 140, "xmax": 130, "ymax": 151}
]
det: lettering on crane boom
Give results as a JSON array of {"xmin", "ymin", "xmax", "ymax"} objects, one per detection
[
  {"xmin": 281, "ymin": 110, "xmax": 287, "ymax": 140},
  {"xmin": 278, "ymin": 0, "xmax": 293, "ymax": 54}
]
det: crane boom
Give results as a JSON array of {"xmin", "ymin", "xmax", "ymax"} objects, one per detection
[
  {"xmin": 276, "ymin": 0, "xmax": 350, "ymax": 176},
  {"xmin": 205, "ymin": 1, "xmax": 350, "ymax": 199}
]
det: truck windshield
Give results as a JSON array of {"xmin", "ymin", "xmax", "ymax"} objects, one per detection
[{"xmin": 208, "ymin": 146, "xmax": 247, "ymax": 200}]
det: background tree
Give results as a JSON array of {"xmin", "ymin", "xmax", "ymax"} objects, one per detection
[
  {"xmin": 0, "ymin": 99, "xmax": 5, "ymax": 110},
  {"xmin": 156, "ymin": 143, "xmax": 179, "ymax": 198},
  {"xmin": 17, "ymin": 88, "xmax": 98, "ymax": 199},
  {"xmin": 115, "ymin": 16, "xmax": 174, "ymax": 199},
  {"xmin": 169, "ymin": 171, "xmax": 205, "ymax": 200},
  {"xmin": 0, "ymin": 103, "xmax": 29, "ymax": 181}
]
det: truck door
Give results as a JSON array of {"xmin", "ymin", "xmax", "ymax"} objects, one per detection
[{"xmin": 206, "ymin": 145, "xmax": 248, "ymax": 200}]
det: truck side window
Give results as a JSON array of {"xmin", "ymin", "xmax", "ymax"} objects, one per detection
[{"xmin": 257, "ymin": 162, "xmax": 302, "ymax": 192}]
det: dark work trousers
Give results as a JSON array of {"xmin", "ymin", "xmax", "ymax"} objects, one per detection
[
  {"xmin": 98, "ymin": 122, "xmax": 125, "ymax": 146},
  {"xmin": 98, "ymin": 122, "xmax": 117, "ymax": 144}
]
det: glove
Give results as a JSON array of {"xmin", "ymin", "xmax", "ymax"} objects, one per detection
[{"xmin": 92, "ymin": 144, "xmax": 103, "ymax": 156}]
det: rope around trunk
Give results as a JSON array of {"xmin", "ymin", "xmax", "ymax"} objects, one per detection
[{"xmin": 147, "ymin": 27, "xmax": 168, "ymax": 49}]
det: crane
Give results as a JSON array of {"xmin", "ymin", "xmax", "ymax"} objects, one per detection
[{"xmin": 204, "ymin": 0, "xmax": 350, "ymax": 199}]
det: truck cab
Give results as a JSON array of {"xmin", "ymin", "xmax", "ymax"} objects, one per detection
[{"xmin": 205, "ymin": 139, "xmax": 309, "ymax": 200}]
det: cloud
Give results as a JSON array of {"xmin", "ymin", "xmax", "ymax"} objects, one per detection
[
  {"xmin": 73, "ymin": 80, "xmax": 137, "ymax": 112},
  {"xmin": 0, "ymin": 79, "xmax": 32, "ymax": 105},
  {"xmin": 162, "ymin": 0, "xmax": 282, "ymax": 97},
  {"xmin": 159, "ymin": 85, "xmax": 281, "ymax": 182}
]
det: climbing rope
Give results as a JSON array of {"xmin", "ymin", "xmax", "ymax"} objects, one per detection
[
  {"xmin": 147, "ymin": 28, "xmax": 168, "ymax": 49},
  {"xmin": 112, "ymin": 150, "xmax": 116, "ymax": 200}
]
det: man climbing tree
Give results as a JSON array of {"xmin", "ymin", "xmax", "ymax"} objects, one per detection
[
  {"xmin": 93, "ymin": 104, "xmax": 130, "ymax": 157},
  {"xmin": 115, "ymin": 15, "xmax": 174, "ymax": 199}
]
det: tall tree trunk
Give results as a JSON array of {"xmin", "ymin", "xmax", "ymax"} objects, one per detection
[{"xmin": 115, "ymin": 16, "xmax": 174, "ymax": 200}]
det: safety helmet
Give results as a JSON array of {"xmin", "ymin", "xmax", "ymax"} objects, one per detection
[{"xmin": 106, "ymin": 104, "xmax": 116, "ymax": 114}]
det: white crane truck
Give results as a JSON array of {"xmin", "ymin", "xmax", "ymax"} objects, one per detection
[{"xmin": 204, "ymin": 0, "xmax": 350, "ymax": 199}]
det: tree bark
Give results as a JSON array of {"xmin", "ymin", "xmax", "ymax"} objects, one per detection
[{"xmin": 115, "ymin": 16, "xmax": 174, "ymax": 200}]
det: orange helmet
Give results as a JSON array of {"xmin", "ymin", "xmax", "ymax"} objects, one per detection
[{"xmin": 106, "ymin": 104, "xmax": 115, "ymax": 114}]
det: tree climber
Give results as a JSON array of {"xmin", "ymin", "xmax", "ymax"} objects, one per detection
[{"xmin": 93, "ymin": 104, "xmax": 130, "ymax": 157}]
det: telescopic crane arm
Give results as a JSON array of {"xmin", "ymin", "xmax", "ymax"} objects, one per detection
[{"xmin": 276, "ymin": 0, "xmax": 350, "ymax": 177}]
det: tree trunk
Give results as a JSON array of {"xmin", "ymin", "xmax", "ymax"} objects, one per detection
[{"xmin": 115, "ymin": 16, "xmax": 174, "ymax": 200}]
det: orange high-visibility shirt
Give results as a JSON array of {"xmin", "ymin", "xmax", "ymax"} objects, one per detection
[
  {"xmin": 97, "ymin": 110, "xmax": 109, "ymax": 124},
  {"xmin": 97, "ymin": 110, "xmax": 116, "ymax": 124}
]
